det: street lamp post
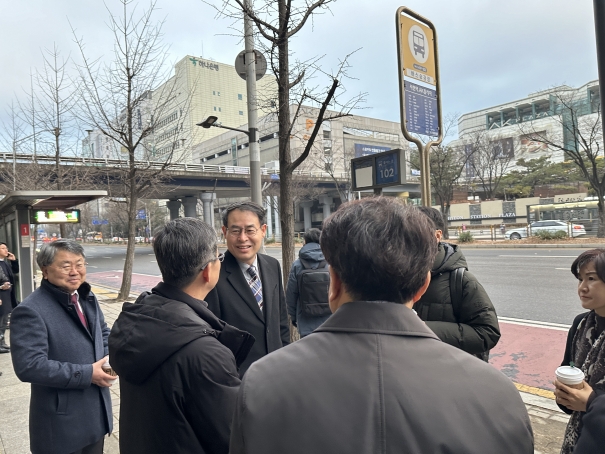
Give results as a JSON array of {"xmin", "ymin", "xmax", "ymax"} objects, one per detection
[
  {"xmin": 243, "ymin": 0, "xmax": 262, "ymax": 206},
  {"xmin": 197, "ymin": 116, "xmax": 262, "ymax": 205}
]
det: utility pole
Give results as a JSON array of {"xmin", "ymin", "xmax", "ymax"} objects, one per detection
[
  {"xmin": 594, "ymin": 0, "xmax": 605, "ymax": 140},
  {"xmin": 244, "ymin": 0, "xmax": 262, "ymax": 205}
]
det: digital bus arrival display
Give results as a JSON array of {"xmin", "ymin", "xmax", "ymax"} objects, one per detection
[
  {"xmin": 375, "ymin": 153, "xmax": 399, "ymax": 186},
  {"xmin": 32, "ymin": 210, "xmax": 81, "ymax": 224}
]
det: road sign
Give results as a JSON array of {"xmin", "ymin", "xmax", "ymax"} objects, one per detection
[
  {"xmin": 399, "ymin": 14, "xmax": 436, "ymax": 86},
  {"xmin": 396, "ymin": 7, "xmax": 443, "ymax": 206},
  {"xmin": 235, "ymin": 50, "xmax": 267, "ymax": 81},
  {"xmin": 404, "ymin": 81, "xmax": 439, "ymax": 137},
  {"xmin": 136, "ymin": 209, "xmax": 146, "ymax": 220},
  {"xmin": 351, "ymin": 149, "xmax": 407, "ymax": 191}
]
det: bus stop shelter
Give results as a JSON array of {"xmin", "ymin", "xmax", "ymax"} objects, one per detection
[{"xmin": 0, "ymin": 190, "xmax": 108, "ymax": 301}]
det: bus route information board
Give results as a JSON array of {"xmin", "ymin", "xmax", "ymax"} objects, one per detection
[{"xmin": 404, "ymin": 80, "xmax": 439, "ymax": 137}]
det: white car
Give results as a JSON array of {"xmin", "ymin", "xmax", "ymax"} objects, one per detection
[{"xmin": 506, "ymin": 220, "xmax": 586, "ymax": 240}]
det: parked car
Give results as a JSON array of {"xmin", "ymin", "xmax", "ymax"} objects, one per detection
[{"xmin": 506, "ymin": 220, "xmax": 586, "ymax": 240}]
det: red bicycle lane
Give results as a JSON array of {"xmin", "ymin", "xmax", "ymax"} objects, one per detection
[
  {"xmin": 87, "ymin": 271, "xmax": 162, "ymax": 296},
  {"xmin": 489, "ymin": 319, "xmax": 569, "ymax": 392}
]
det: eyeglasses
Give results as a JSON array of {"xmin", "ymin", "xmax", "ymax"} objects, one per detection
[
  {"xmin": 55, "ymin": 262, "xmax": 87, "ymax": 274},
  {"xmin": 227, "ymin": 227, "xmax": 259, "ymax": 237},
  {"xmin": 200, "ymin": 253, "xmax": 225, "ymax": 271}
]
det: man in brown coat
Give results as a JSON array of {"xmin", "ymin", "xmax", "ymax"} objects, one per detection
[{"xmin": 230, "ymin": 197, "xmax": 533, "ymax": 454}]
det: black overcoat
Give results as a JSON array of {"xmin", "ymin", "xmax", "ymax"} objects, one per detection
[
  {"xmin": 10, "ymin": 280, "xmax": 112, "ymax": 454},
  {"xmin": 206, "ymin": 250, "xmax": 289, "ymax": 376}
]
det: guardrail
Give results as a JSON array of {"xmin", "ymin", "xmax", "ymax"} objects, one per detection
[{"xmin": 0, "ymin": 153, "xmax": 348, "ymax": 180}]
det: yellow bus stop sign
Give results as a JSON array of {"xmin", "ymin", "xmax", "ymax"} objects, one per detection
[{"xmin": 399, "ymin": 14, "xmax": 436, "ymax": 86}]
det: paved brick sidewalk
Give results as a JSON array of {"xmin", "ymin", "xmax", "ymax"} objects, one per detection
[{"xmin": 0, "ymin": 291, "xmax": 570, "ymax": 454}]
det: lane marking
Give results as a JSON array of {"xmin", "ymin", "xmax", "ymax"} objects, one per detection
[
  {"xmin": 499, "ymin": 316, "xmax": 570, "ymax": 331},
  {"xmin": 498, "ymin": 255, "xmax": 578, "ymax": 258},
  {"xmin": 103, "ymin": 257, "xmax": 112, "ymax": 259}
]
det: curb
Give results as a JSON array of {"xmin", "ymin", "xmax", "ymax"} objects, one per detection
[{"xmin": 453, "ymin": 243, "xmax": 605, "ymax": 249}]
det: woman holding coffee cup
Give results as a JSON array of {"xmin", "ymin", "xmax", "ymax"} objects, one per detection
[{"xmin": 554, "ymin": 248, "xmax": 605, "ymax": 454}]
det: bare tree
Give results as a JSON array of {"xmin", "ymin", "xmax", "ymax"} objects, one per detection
[
  {"xmin": 466, "ymin": 131, "xmax": 516, "ymax": 200},
  {"xmin": 409, "ymin": 115, "xmax": 467, "ymax": 239},
  {"xmin": 73, "ymin": 0, "xmax": 188, "ymax": 300},
  {"xmin": 207, "ymin": 0, "xmax": 364, "ymax": 282},
  {"xmin": 33, "ymin": 44, "xmax": 81, "ymax": 237},
  {"xmin": 519, "ymin": 86, "xmax": 604, "ymax": 236}
]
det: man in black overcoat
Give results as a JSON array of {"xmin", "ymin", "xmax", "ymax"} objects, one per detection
[{"xmin": 206, "ymin": 201, "xmax": 289, "ymax": 376}]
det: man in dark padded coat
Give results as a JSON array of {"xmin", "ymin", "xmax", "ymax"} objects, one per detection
[
  {"xmin": 109, "ymin": 218, "xmax": 254, "ymax": 454},
  {"xmin": 415, "ymin": 206, "xmax": 500, "ymax": 360},
  {"xmin": 230, "ymin": 197, "xmax": 533, "ymax": 454}
]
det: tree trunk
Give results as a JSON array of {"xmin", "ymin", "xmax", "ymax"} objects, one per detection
[
  {"xmin": 443, "ymin": 203, "xmax": 451, "ymax": 240},
  {"xmin": 598, "ymin": 197, "xmax": 605, "ymax": 238},
  {"xmin": 277, "ymin": 1, "xmax": 295, "ymax": 286},
  {"xmin": 56, "ymin": 131, "xmax": 66, "ymax": 239},
  {"xmin": 118, "ymin": 182, "xmax": 137, "ymax": 300}
]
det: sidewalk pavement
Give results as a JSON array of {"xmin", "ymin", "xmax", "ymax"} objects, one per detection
[{"xmin": 0, "ymin": 286, "xmax": 570, "ymax": 454}]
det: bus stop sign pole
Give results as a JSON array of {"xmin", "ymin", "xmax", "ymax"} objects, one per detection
[{"xmin": 396, "ymin": 6, "xmax": 443, "ymax": 206}]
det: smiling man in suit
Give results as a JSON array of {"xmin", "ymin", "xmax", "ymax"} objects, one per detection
[{"xmin": 206, "ymin": 201, "xmax": 289, "ymax": 376}]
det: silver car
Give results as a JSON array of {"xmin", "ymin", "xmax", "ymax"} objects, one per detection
[{"xmin": 507, "ymin": 220, "xmax": 586, "ymax": 240}]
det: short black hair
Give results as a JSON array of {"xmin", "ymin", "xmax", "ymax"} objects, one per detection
[
  {"xmin": 222, "ymin": 201, "xmax": 266, "ymax": 227},
  {"xmin": 571, "ymin": 248, "xmax": 605, "ymax": 282},
  {"xmin": 303, "ymin": 228, "xmax": 321, "ymax": 244},
  {"xmin": 321, "ymin": 197, "xmax": 436, "ymax": 304},
  {"xmin": 153, "ymin": 218, "xmax": 217, "ymax": 288},
  {"xmin": 416, "ymin": 206, "xmax": 445, "ymax": 232}
]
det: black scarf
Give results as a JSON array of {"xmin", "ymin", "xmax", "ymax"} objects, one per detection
[{"xmin": 561, "ymin": 311, "xmax": 605, "ymax": 453}]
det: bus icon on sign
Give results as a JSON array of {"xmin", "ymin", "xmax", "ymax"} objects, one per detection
[{"xmin": 412, "ymin": 31, "xmax": 425, "ymax": 58}]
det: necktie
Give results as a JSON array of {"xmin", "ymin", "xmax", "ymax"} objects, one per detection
[
  {"xmin": 71, "ymin": 293, "xmax": 88, "ymax": 329},
  {"xmin": 247, "ymin": 266, "xmax": 264, "ymax": 311}
]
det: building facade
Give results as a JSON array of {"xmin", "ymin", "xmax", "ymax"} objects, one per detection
[
  {"xmin": 82, "ymin": 55, "xmax": 277, "ymax": 163},
  {"xmin": 192, "ymin": 106, "xmax": 418, "ymax": 232},
  {"xmin": 451, "ymin": 80, "xmax": 601, "ymax": 178}
]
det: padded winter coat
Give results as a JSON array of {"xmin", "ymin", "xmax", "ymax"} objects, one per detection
[
  {"xmin": 413, "ymin": 242, "xmax": 500, "ymax": 356},
  {"xmin": 109, "ymin": 282, "xmax": 254, "ymax": 454}
]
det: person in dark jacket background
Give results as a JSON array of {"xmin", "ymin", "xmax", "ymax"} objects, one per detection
[
  {"xmin": 0, "ymin": 242, "xmax": 19, "ymax": 354},
  {"xmin": 0, "ymin": 242, "xmax": 20, "ymax": 309},
  {"xmin": 415, "ymin": 206, "xmax": 500, "ymax": 360},
  {"xmin": 109, "ymin": 218, "xmax": 254, "ymax": 454},
  {"xmin": 0, "ymin": 263, "xmax": 11, "ymax": 353},
  {"xmin": 230, "ymin": 197, "xmax": 533, "ymax": 454},
  {"xmin": 286, "ymin": 228, "xmax": 331, "ymax": 337}
]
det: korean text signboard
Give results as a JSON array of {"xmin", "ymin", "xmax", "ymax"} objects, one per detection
[
  {"xmin": 404, "ymin": 81, "xmax": 439, "ymax": 137},
  {"xmin": 396, "ymin": 7, "xmax": 443, "ymax": 206},
  {"xmin": 398, "ymin": 15, "xmax": 437, "ymax": 86}
]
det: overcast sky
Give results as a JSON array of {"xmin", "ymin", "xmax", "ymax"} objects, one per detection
[{"xmin": 0, "ymin": 0, "xmax": 599, "ymax": 140}]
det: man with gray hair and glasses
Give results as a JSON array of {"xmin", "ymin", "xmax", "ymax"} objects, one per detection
[
  {"xmin": 10, "ymin": 240, "xmax": 114, "ymax": 454},
  {"xmin": 109, "ymin": 218, "xmax": 254, "ymax": 454}
]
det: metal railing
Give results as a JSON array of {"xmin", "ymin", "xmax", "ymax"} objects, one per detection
[{"xmin": 0, "ymin": 152, "xmax": 348, "ymax": 180}]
